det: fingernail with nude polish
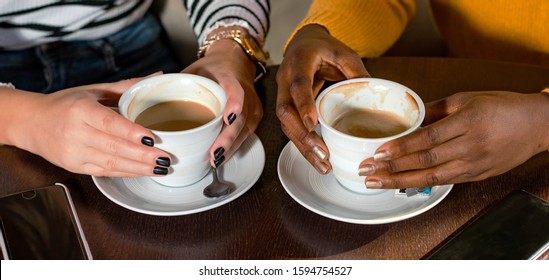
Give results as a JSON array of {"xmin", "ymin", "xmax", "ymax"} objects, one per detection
[
  {"xmin": 374, "ymin": 150, "xmax": 392, "ymax": 161},
  {"xmin": 315, "ymin": 161, "xmax": 330, "ymax": 175},
  {"xmin": 358, "ymin": 164, "xmax": 375, "ymax": 176},
  {"xmin": 141, "ymin": 136, "xmax": 154, "ymax": 147},
  {"xmin": 153, "ymin": 166, "xmax": 168, "ymax": 175},
  {"xmin": 303, "ymin": 115, "xmax": 316, "ymax": 132},
  {"xmin": 228, "ymin": 113, "xmax": 237, "ymax": 125},
  {"xmin": 365, "ymin": 179, "xmax": 383, "ymax": 189},
  {"xmin": 156, "ymin": 157, "xmax": 170, "ymax": 167},
  {"xmin": 312, "ymin": 146, "xmax": 327, "ymax": 161},
  {"xmin": 214, "ymin": 147, "xmax": 225, "ymax": 160}
]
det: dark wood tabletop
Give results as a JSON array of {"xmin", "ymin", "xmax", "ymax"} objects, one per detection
[{"xmin": 1, "ymin": 57, "xmax": 548, "ymax": 260}]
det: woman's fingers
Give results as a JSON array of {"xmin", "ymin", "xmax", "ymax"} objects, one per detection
[
  {"xmin": 363, "ymin": 160, "xmax": 470, "ymax": 189},
  {"xmin": 281, "ymin": 121, "xmax": 331, "ymax": 175},
  {"xmin": 372, "ymin": 108, "xmax": 469, "ymax": 162}
]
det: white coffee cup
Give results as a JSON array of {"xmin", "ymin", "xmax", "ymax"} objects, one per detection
[
  {"xmin": 119, "ymin": 73, "xmax": 226, "ymax": 187},
  {"xmin": 316, "ymin": 78, "xmax": 425, "ymax": 194}
]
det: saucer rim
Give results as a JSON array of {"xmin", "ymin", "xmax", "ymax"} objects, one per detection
[
  {"xmin": 92, "ymin": 133, "xmax": 265, "ymax": 216},
  {"xmin": 277, "ymin": 141, "xmax": 453, "ymax": 224}
]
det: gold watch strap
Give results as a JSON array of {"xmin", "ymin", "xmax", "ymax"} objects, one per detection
[{"xmin": 197, "ymin": 29, "xmax": 268, "ymax": 82}]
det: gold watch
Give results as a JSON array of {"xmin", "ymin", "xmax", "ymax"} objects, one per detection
[{"xmin": 197, "ymin": 29, "xmax": 269, "ymax": 82}]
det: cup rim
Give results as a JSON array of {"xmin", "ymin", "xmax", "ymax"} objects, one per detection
[
  {"xmin": 119, "ymin": 73, "xmax": 226, "ymax": 135},
  {"xmin": 315, "ymin": 77, "xmax": 425, "ymax": 141}
]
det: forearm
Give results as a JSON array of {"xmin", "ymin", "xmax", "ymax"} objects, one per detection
[
  {"xmin": 540, "ymin": 88, "xmax": 549, "ymax": 151},
  {"xmin": 0, "ymin": 87, "xmax": 43, "ymax": 147}
]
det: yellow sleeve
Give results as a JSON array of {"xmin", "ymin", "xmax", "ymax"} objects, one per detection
[{"xmin": 285, "ymin": 0, "xmax": 416, "ymax": 58}]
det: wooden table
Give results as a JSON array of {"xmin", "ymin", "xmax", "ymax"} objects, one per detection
[{"xmin": 1, "ymin": 57, "xmax": 548, "ymax": 259}]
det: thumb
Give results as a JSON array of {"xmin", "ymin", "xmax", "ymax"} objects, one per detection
[
  {"xmin": 423, "ymin": 99, "xmax": 450, "ymax": 126},
  {"xmin": 424, "ymin": 96, "xmax": 465, "ymax": 126},
  {"xmin": 423, "ymin": 92, "xmax": 475, "ymax": 125}
]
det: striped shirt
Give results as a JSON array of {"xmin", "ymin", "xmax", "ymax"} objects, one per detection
[
  {"xmin": 0, "ymin": 0, "xmax": 270, "ymax": 51},
  {"xmin": 184, "ymin": 0, "xmax": 270, "ymax": 44}
]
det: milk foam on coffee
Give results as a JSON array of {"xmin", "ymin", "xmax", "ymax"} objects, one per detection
[
  {"xmin": 126, "ymin": 79, "xmax": 222, "ymax": 123},
  {"xmin": 320, "ymin": 82, "xmax": 420, "ymax": 138},
  {"xmin": 332, "ymin": 108, "xmax": 410, "ymax": 138},
  {"xmin": 134, "ymin": 100, "xmax": 216, "ymax": 132}
]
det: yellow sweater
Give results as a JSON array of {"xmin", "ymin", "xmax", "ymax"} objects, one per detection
[{"xmin": 289, "ymin": 0, "xmax": 549, "ymax": 67}]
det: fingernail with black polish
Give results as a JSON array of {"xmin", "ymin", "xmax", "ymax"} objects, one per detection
[
  {"xmin": 141, "ymin": 136, "xmax": 154, "ymax": 147},
  {"xmin": 214, "ymin": 155, "xmax": 225, "ymax": 167},
  {"xmin": 228, "ymin": 112, "xmax": 237, "ymax": 125},
  {"xmin": 156, "ymin": 157, "xmax": 171, "ymax": 167},
  {"xmin": 214, "ymin": 147, "xmax": 225, "ymax": 160},
  {"xmin": 153, "ymin": 166, "xmax": 168, "ymax": 175}
]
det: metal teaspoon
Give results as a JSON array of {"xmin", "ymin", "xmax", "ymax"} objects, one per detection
[{"xmin": 203, "ymin": 167, "xmax": 232, "ymax": 198}]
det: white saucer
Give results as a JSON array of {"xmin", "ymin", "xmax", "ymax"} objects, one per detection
[
  {"xmin": 277, "ymin": 142, "xmax": 453, "ymax": 224},
  {"xmin": 93, "ymin": 134, "xmax": 265, "ymax": 216}
]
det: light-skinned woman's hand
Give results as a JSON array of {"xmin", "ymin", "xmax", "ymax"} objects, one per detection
[
  {"xmin": 182, "ymin": 29, "xmax": 263, "ymax": 168},
  {"xmin": 276, "ymin": 24, "xmax": 370, "ymax": 174},
  {"xmin": 358, "ymin": 91, "xmax": 549, "ymax": 189},
  {"xmin": 0, "ymin": 77, "xmax": 172, "ymax": 177}
]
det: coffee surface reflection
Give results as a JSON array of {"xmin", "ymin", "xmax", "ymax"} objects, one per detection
[
  {"xmin": 134, "ymin": 100, "xmax": 216, "ymax": 131},
  {"xmin": 332, "ymin": 108, "xmax": 410, "ymax": 138}
]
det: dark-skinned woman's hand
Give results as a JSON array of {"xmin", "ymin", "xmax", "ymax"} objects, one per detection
[
  {"xmin": 276, "ymin": 24, "xmax": 369, "ymax": 174},
  {"xmin": 358, "ymin": 91, "xmax": 549, "ymax": 189}
]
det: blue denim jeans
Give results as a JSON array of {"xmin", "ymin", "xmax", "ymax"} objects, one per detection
[{"xmin": 0, "ymin": 13, "xmax": 181, "ymax": 93}]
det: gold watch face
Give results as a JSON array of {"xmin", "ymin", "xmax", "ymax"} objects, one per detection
[{"xmin": 240, "ymin": 34, "xmax": 268, "ymax": 65}]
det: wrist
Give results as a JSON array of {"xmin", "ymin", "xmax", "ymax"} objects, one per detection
[
  {"xmin": 205, "ymin": 39, "xmax": 257, "ymax": 80},
  {"xmin": 297, "ymin": 24, "xmax": 330, "ymax": 37},
  {"xmin": 202, "ymin": 33, "xmax": 248, "ymax": 59},
  {"xmin": 291, "ymin": 24, "xmax": 331, "ymax": 46},
  {"xmin": 285, "ymin": 24, "xmax": 331, "ymax": 55},
  {"xmin": 0, "ymin": 88, "xmax": 43, "ymax": 147}
]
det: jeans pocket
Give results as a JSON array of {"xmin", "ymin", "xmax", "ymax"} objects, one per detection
[{"xmin": 100, "ymin": 40, "xmax": 120, "ymax": 72}]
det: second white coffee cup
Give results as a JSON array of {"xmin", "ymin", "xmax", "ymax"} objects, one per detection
[{"xmin": 316, "ymin": 78, "xmax": 425, "ymax": 194}]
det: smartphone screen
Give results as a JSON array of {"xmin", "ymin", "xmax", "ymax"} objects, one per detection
[
  {"xmin": 424, "ymin": 189, "xmax": 549, "ymax": 260},
  {"xmin": 0, "ymin": 183, "xmax": 92, "ymax": 260}
]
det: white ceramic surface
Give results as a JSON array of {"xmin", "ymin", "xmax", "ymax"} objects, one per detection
[
  {"xmin": 93, "ymin": 134, "xmax": 264, "ymax": 216},
  {"xmin": 316, "ymin": 78, "xmax": 425, "ymax": 193},
  {"xmin": 277, "ymin": 141, "xmax": 452, "ymax": 224},
  {"xmin": 119, "ymin": 73, "xmax": 227, "ymax": 187}
]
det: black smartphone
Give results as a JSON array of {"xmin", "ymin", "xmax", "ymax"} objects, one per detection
[
  {"xmin": 424, "ymin": 189, "xmax": 549, "ymax": 260},
  {"xmin": 0, "ymin": 183, "xmax": 92, "ymax": 260}
]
